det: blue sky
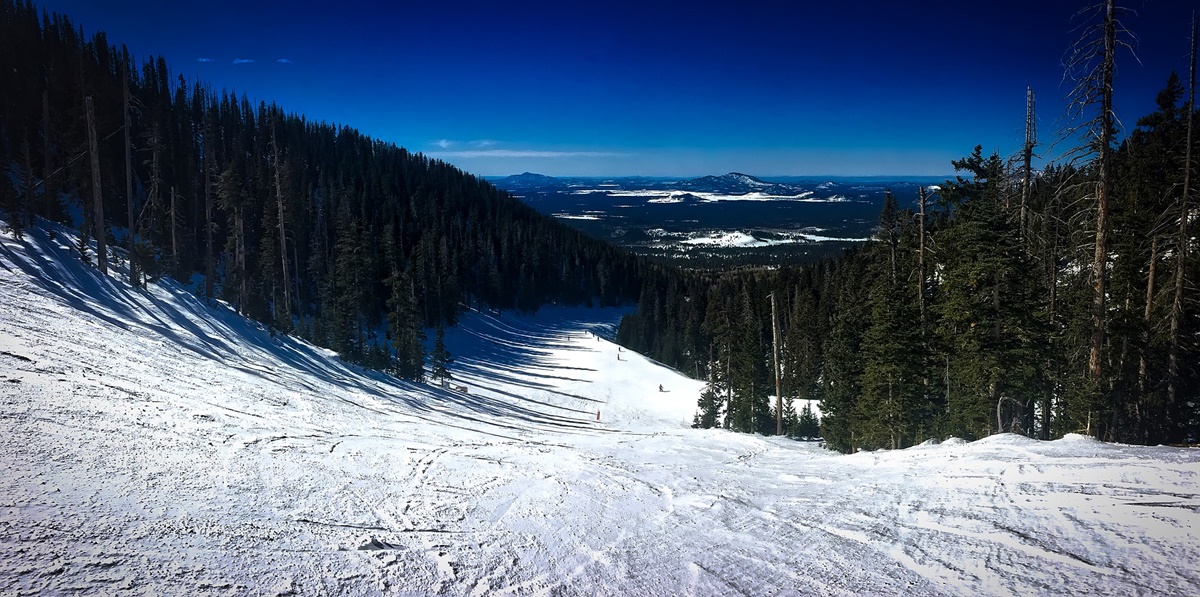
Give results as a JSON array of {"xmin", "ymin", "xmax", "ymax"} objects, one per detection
[{"xmin": 35, "ymin": 0, "xmax": 1193, "ymax": 177}]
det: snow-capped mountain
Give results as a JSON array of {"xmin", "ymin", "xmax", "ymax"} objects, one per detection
[{"xmin": 670, "ymin": 172, "xmax": 800, "ymax": 196}]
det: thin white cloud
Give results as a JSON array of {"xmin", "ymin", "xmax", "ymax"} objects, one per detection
[
  {"xmin": 276, "ymin": 58, "xmax": 292, "ymax": 63},
  {"xmin": 470, "ymin": 139, "xmax": 498, "ymax": 147},
  {"xmin": 431, "ymin": 149, "xmax": 623, "ymax": 158},
  {"xmin": 232, "ymin": 58, "xmax": 255, "ymax": 64},
  {"xmin": 435, "ymin": 139, "xmax": 456, "ymax": 149},
  {"xmin": 196, "ymin": 57, "xmax": 214, "ymax": 62}
]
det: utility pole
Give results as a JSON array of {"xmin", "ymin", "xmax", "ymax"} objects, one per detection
[
  {"xmin": 770, "ymin": 292, "xmax": 783, "ymax": 436},
  {"xmin": 85, "ymin": 95, "xmax": 107, "ymax": 275}
]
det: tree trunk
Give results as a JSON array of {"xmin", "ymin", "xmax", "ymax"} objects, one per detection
[
  {"xmin": 1168, "ymin": 13, "xmax": 1197, "ymax": 414},
  {"xmin": 170, "ymin": 185, "xmax": 178, "ymax": 275},
  {"xmin": 204, "ymin": 142, "xmax": 214, "ymax": 303},
  {"xmin": 917, "ymin": 186, "xmax": 927, "ymax": 329},
  {"xmin": 85, "ymin": 95, "xmax": 107, "ymax": 275},
  {"xmin": 124, "ymin": 49, "xmax": 136, "ymax": 285},
  {"xmin": 22, "ymin": 137, "xmax": 33, "ymax": 230},
  {"xmin": 239, "ymin": 209, "xmax": 247, "ymax": 314},
  {"xmin": 41, "ymin": 86, "xmax": 52, "ymax": 218},
  {"xmin": 770, "ymin": 292, "xmax": 782, "ymax": 436},
  {"xmin": 1087, "ymin": 0, "xmax": 1116, "ymax": 401},
  {"xmin": 272, "ymin": 121, "xmax": 292, "ymax": 320},
  {"xmin": 1021, "ymin": 87, "xmax": 1036, "ymax": 241},
  {"xmin": 1139, "ymin": 236, "xmax": 1158, "ymax": 397}
]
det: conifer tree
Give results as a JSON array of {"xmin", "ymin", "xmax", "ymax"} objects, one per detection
[
  {"xmin": 859, "ymin": 191, "xmax": 924, "ymax": 449},
  {"xmin": 693, "ymin": 381, "xmax": 724, "ymax": 429},
  {"xmin": 387, "ymin": 269, "xmax": 425, "ymax": 382},
  {"xmin": 935, "ymin": 149, "xmax": 1046, "ymax": 439},
  {"xmin": 431, "ymin": 322, "xmax": 452, "ymax": 384},
  {"xmin": 797, "ymin": 402, "xmax": 820, "ymax": 440}
]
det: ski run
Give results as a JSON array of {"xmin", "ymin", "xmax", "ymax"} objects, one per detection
[{"xmin": 2, "ymin": 221, "xmax": 1198, "ymax": 596}]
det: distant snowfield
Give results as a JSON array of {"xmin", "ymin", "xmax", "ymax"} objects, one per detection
[
  {"xmin": 2, "ymin": 222, "xmax": 1199, "ymax": 596},
  {"xmin": 675, "ymin": 230, "xmax": 871, "ymax": 248},
  {"xmin": 571, "ymin": 189, "xmax": 851, "ymax": 203}
]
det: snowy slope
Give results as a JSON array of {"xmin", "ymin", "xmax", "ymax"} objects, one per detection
[{"xmin": 2, "ymin": 221, "xmax": 1199, "ymax": 596}]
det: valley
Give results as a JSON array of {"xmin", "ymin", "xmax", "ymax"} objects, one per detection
[{"xmin": 491, "ymin": 173, "xmax": 945, "ymax": 266}]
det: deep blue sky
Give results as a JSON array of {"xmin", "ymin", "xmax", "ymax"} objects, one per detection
[{"xmin": 33, "ymin": 0, "xmax": 1195, "ymax": 177}]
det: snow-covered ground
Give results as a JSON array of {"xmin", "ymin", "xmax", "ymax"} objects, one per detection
[{"xmin": 2, "ymin": 221, "xmax": 1199, "ymax": 596}]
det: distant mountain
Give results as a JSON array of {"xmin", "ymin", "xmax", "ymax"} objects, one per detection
[
  {"xmin": 495, "ymin": 172, "xmax": 562, "ymax": 188},
  {"xmin": 671, "ymin": 172, "xmax": 800, "ymax": 196}
]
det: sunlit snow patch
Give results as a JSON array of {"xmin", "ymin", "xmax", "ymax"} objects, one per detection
[{"xmin": 552, "ymin": 213, "xmax": 603, "ymax": 220}]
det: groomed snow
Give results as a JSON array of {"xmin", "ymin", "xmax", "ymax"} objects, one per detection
[{"xmin": 2, "ymin": 221, "xmax": 1199, "ymax": 596}]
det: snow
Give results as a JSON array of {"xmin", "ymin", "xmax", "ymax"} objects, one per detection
[
  {"xmin": 551, "ymin": 213, "xmax": 603, "ymax": 221},
  {"xmin": 571, "ymin": 189, "xmax": 839, "ymax": 203},
  {"xmin": 677, "ymin": 230, "xmax": 870, "ymax": 248},
  {"xmin": 681, "ymin": 231, "xmax": 776, "ymax": 248},
  {"xmin": 2, "ymin": 219, "xmax": 1199, "ymax": 596}
]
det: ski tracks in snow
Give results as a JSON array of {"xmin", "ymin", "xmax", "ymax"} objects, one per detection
[{"xmin": 3, "ymin": 224, "xmax": 1200, "ymax": 595}]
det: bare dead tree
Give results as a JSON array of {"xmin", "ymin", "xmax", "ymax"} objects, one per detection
[
  {"xmin": 1021, "ymin": 87, "xmax": 1037, "ymax": 240},
  {"xmin": 1059, "ymin": 0, "xmax": 1137, "ymax": 403},
  {"xmin": 271, "ymin": 118, "xmax": 293, "ymax": 322},
  {"xmin": 916, "ymin": 186, "xmax": 929, "ymax": 329},
  {"xmin": 85, "ymin": 95, "xmax": 107, "ymax": 275},
  {"xmin": 1168, "ymin": 13, "xmax": 1197, "ymax": 412},
  {"xmin": 123, "ymin": 46, "xmax": 136, "ymax": 285}
]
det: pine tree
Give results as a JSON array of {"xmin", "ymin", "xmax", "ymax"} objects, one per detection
[
  {"xmin": 935, "ymin": 149, "xmax": 1047, "ymax": 440},
  {"xmin": 431, "ymin": 322, "xmax": 452, "ymax": 384},
  {"xmin": 387, "ymin": 269, "xmax": 425, "ymax": 382},
  {"xmin": 858, "ymin": 191, "xmax": 924, "ymax": 449},
  {"xmin": 693, "ymin": 381, "xmax": 724, "ymax": 429},
  {"xmin": 797, "ymin": 402, "xmax": 820, "ymax": 440},
  {"xmin": 820, "ymin": 256, "xmax": 868, "ymax": 452}
]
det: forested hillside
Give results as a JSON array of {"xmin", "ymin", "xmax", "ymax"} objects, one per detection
[
  {"xmin": 621, "ymin": 85, "xmax": 1200, "ymax": 448},
  {"xmin": 0, "ymin": 0, "xmax": 641, "ymax": 376}
]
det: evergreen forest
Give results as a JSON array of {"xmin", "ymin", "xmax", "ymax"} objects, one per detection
[
  {"xmin": 0, "ymin": 0, "xmax": 642, "ymax": 379},
  {"xmin": 1, "ymin": 0, "xmax": 1197, "ymax": 451},
  {"xmin": 619, "ymin": 79, "xmax": 1200, "ymax": 449}
]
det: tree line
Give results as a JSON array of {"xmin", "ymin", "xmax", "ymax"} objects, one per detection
[
  {"xmin": 0, "ymin": 0, "xmax": 642, "ymax": 378},
  {"xmin": 619, "ymin": 1, "xmax": 1199, "ymax": 449}
]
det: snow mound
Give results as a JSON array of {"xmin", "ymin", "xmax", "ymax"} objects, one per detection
[
  {"xmin": 1058, "ymin": 432, "xmax": 1103, "ymax": 444},
  {"xmin": 973, "ymin": 432, "xmax": 1041, "ymax": 446}
]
